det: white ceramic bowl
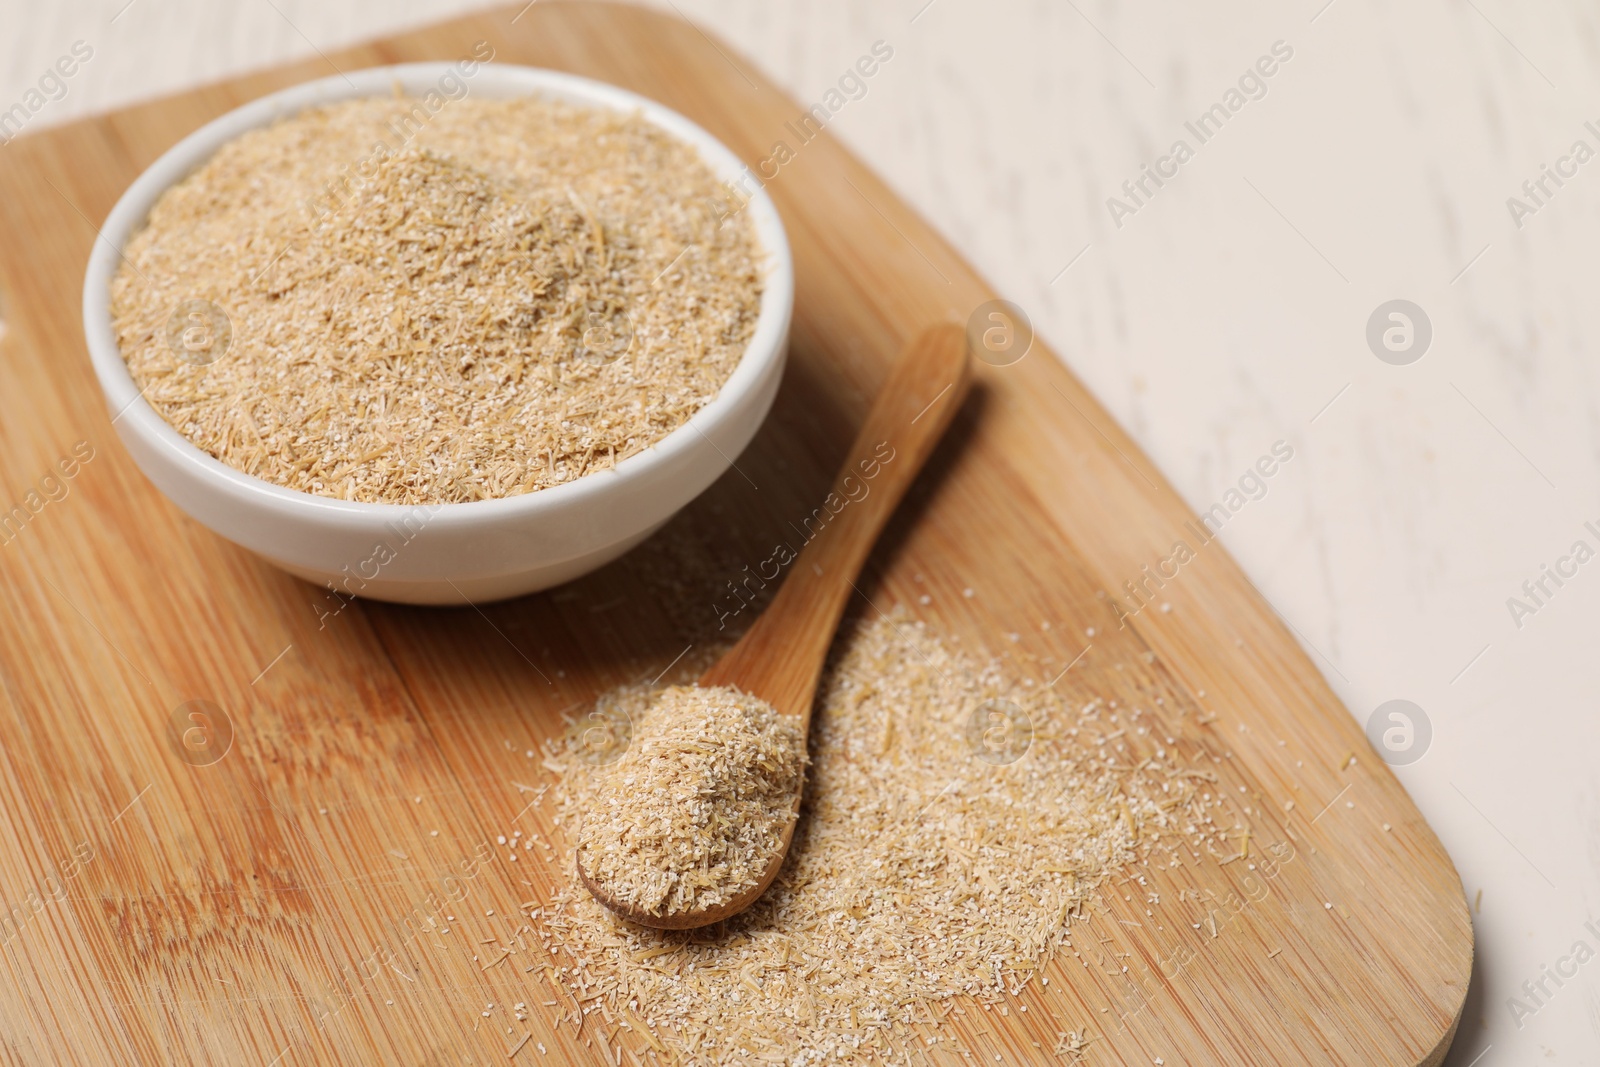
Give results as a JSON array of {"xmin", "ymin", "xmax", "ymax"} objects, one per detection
[{"xmin": 83, "ymin": 63, "xmax": 791, "ymax": 605}]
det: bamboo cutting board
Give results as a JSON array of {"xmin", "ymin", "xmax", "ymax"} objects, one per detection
[{"xmin": 0, "ymin": 3, "xmax": 1470, "ymax": 1064}]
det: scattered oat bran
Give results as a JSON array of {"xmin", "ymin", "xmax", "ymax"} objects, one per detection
[
  {"xmin": 534, "ymin": 610, "xmax": 1216, "ymax": 1065},
  {"xmin": 575, "ymin": 685, "xmax": 804, "ymax": 919},
  {"xmin": 110, "ymin": 96, "xmax": 762, "ymax": 503}
]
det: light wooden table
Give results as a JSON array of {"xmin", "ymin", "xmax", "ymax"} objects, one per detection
[{"xmin": 6, "ymin": 1, "xmax": 1599, "ymax": 1063}]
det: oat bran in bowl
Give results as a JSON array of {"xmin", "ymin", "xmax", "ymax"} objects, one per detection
[{"xmin": 82, "ymin": 59, "xmax": 792, "ymax": 604}]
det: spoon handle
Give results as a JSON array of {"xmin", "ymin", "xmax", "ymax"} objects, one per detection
[{"xmin": 700, "ymin": 323, "xmax": 973, "ymax": 720}]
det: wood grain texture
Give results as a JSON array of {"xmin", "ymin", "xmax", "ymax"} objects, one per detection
[{"xmin": 0, "ymin": 3, "xmax": 1470, "ymax": 1065}]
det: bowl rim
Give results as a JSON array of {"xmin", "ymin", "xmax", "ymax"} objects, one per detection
[{"xmin": 82, "ymin": 61, "xmax": 792, "ymax": 524}]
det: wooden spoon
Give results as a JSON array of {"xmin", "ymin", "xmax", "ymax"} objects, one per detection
[{"xmin": 577, "ymin": 322, "xmax": 973, "ymax": 929}]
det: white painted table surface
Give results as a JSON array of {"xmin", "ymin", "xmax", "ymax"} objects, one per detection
[{"xmin": 5, "ymin": 1, "xmax": 1598, "ymax": 1063}]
